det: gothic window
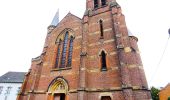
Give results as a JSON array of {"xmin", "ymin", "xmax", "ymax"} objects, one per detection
[
  {"xmin": 101, "ymin": 51, "xmax": 107, "ymax": 71},
  {"xmin": 55, "ymin": 31, "xmax": 74, "ymax": 69},
  {"xmin": 94, "ymin": 0, "xmax": 99, "ymax": 8},
  {"xmin": 99, "ymin": 20, "xmax": 104, "ymax": 38},
  {"xmin": 67, "ymin": 36, "xmax": 74, "ymax": 67},
  {"xmin": 101, "ymin": 0, "xmax": 106, "ymax": 6},
  {"xmin": 55, "ymin": 39, "xmax": 62, "ymax": 68},
  {"xmin": 60, "ymin": 32, "xmax": 69, "ymax": 68}
]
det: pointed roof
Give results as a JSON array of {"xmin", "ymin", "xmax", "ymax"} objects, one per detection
[
  {"xmin": 0, "ymin": 71, "xmax": 26, "ymax": 83},
  {"xmin": 63, "ymin": 12, "xmax": 81, "ymax": 20},
  {"xmin": 51, "ymin": 9, "xmax": 59, "ymax": 26},
  {"xmin": 56, "ymin": 12, "xmax": 82, "ymax": 27},
  {"xmin": 128, "ymin": 29, "xmax": 133, "ymax": 36}
]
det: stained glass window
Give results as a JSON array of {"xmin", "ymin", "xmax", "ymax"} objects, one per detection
[
  {"xmin": 55, "ymin": 39, "xmax": 62, "ymax": 68},
  {"xmin": 60, "ymin": 32, "xmax": 69, "ymax": 68},
  {"xmin": 55, "ymin": 31, "xmax": 74, "ymax": 69},
  {"xmin": 67, "ymin": 36, "xmax": 74, "ymax": 67}
]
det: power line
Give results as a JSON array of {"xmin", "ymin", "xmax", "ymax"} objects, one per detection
[{"xmin": 149, "ymin": 34, "xmax": 170, "ymax": 84}]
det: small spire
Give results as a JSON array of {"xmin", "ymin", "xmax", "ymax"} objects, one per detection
[
  {"xmin": 51, "ymin": 9, "xmax": 59, "ymax": 26},
  {"xmin": 128, "ymin": 29, "xmax": 133, "ymax": 36}
]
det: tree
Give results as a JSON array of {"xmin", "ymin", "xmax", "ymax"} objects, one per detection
[
  {"xmin": 151, "ymin": 87, "xmax": 160, "ymax": 100},
  {"xmin": 168, "ymin": 96, "xmax": 170, "ymax": 100}
]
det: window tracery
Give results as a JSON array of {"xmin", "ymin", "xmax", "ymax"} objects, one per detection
[{"xmin": 55, "ymin": 31, "xmax": 74, "ymax": 69}]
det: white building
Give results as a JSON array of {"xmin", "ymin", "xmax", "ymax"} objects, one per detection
[{"xmin": 0, "ymin": 72, "xmax": 26, "ymax": 100}]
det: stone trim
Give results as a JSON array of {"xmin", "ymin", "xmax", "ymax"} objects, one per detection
[
  {"xmin": 75, "ymin": 35, "xmax": 82, "ymax": 40},
  {"xmin": 128, "ymin": 64, "xmax": 144, "ymax": 70},
  {"xmin": 80, "ymin": 67, "xmax": 119, "ymax": 73},
  {"xmin": 124, "ymin": 47, "xmax": 140, "ymax": 53},
  {"xmin": 51, "ymin": 67, "xmax": 72, "ymax": 71},
  {"xmin": 88, "ymin": 28, "xmax": 112, "ymax": 36},
  {"xmin": 20, "ymin": 86, "xmax": 150, "ymax": 95},
  {"xmin": 88, "ymin": 39, "xmax": 115, "ymax": 47}
]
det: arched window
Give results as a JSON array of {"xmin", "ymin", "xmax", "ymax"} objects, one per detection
[
  {"xmin": 101, "ymin": 0, "xmax": 106, "ymax": 6},
  {"xmin": 101, "ymin": 51, "xmax": 107, "ymax": 71},
  {"xmin": 60, "ymin": 32, "xmax": 69, "ymax": 68},
  {"xmin": 99, "ymin": 20, "xmax": 104, "ymax": 38},
  {"xmin": 55, "ymin": 31, "xmax": 74, "ymax": 69},
  {"xmin": 55, "ymin": 39, "xmax": 62, "ymax": 68},
  {"xmin": 94, "ymin": 0, "xmax": 99, "ymax": 8},
  {"xmin": 67, "ymin": 36, "xmax": 74, "ymax": 67}
]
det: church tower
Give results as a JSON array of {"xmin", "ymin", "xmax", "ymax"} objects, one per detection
[{"xmin": 18, "ymin": 0, "xmax": 151, "ymax": 100}]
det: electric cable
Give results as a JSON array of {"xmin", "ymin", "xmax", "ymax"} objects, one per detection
[{"xmin": 149, "ymin": 30, "xmax": 170, "ymax": 84}]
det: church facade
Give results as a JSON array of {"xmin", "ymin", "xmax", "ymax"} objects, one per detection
[{"xmin": 18, "ymin": 0, "xmax": 151, "ymax": 100}]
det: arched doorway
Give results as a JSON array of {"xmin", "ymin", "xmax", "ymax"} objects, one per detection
[{"xmin": 47, "ymin": 78, "xmax": 68, "ymax": 100}]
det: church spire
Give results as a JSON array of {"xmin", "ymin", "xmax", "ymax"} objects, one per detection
[
  {"xmin": 47, "ymin": 9, "xmax": 59, "ymax": 34},
  {"xmin": 50, "ymin": 9, "xmax": 59, "ymax": 26}
]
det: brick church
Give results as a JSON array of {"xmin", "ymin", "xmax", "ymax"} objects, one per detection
[{"xmin": 18, "ymin": 0, "xmax": 151, "ymax": 100}]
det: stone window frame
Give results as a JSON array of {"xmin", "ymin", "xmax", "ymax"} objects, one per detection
[{"xmin": 53, "ymin": 28, "xmax": 75, "ymax": 71}]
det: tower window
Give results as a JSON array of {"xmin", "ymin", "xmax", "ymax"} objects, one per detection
[
  {"xmin": 101, "ymin": 0, "xmax": 106, "ymax": 6},
  {"xmin": 99, "ymin": 20, "xmax": 104, "ymax": 38},
  {"xmin": 101, "ymin": 51, "xmax": 107, "ymax": 71},
  {"xmin": 94, "ymin": 0, "xmax": 99, "ymax": 8},
  {"xmin": 55, "ymin": 31, "xmax": 74, "ymax": 69}
]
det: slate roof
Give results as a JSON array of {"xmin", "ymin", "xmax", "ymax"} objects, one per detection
[{"xmin": 0, "ymin": 72, "xmax": 26, "ymax": 83}]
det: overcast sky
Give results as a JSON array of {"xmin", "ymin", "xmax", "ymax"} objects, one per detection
[{"xmin": 0, "ymin": 0, "xmax": 170, "ymax": 88}]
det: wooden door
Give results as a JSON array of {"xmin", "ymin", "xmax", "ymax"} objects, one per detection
[{"xmin": 54, "ymin": 94, "xmax": 65, "ymax": 100}]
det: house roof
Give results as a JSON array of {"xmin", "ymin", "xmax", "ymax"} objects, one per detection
[{"xmin": 0, "ymin": 72, "xmax": 26, "ymax": 83}]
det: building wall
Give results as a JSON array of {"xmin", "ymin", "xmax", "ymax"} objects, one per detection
[
  {"xmin": 159, "ymin": 84, "xmax": 170, "ymax": 100},
  {"xmin": 0, "ymin": 83, "xmax": 22, "ymax": 100}
]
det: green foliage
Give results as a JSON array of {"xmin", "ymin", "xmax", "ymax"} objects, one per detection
[
  {"xmin": 168, "ymin": 96, "xmax": 170, "ymax": 100},
  {"xmin": 151, "ymin": 87, "xmax": 160, "ymax": 100}
]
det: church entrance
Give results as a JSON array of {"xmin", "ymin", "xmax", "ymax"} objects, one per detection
[
  {"xmin": 47, "ymin": 78, "xmax": 68, "ymax": 100},
  {"xmin": 101, "ymin": 96, "xmax": 111, "ymax": 100},
  {"xmin": 54, "ymin": 93, "xmax": 65, "ymax": 100}
]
